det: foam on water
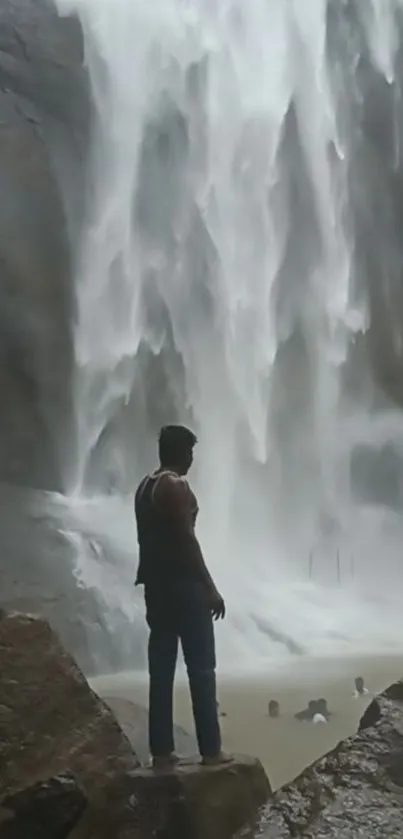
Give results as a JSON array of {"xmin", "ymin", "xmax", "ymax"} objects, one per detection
[{"xmin": 54, "ymin": 0, "xmax": 403, "ymax": 667}]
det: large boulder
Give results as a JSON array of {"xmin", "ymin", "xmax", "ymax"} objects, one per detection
[
  {"xmin": 244, "ymin": 679, "xmax": 403, "ymax": 838},
  {"xmin": 71, "ymin": 756, "xmax": 271, "ymax": 839},
  {"xmin": 0, "ymin": 610, "xmax": 139, "ymax": 800},
  {"xmin": 0, "ymin": 774, "xmax": 86, "ymax": 839}
]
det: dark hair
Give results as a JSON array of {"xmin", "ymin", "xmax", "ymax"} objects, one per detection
[{"xmin": 158, "ymin": 424, "xmax": 197, "ymax": 466}]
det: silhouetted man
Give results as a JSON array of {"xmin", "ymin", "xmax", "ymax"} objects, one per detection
[{"xmin": 135, "ymin": 425, "xmax": 229, "ymax": 769}]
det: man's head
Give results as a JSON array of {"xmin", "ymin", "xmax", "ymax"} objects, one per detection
[
  {"xmin": 158, "ymin": 424, "xmax": 197, "ymax": 475},
  {"xmin": 355, "ymin": 677, "xmax": 365, "ymax": 695},
  {"xmin": 268, "ymin": 700, "xmax": 279, "ymax": 718}
]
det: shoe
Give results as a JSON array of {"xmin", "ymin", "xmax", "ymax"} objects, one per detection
[
  {"xmin": 202, "ymin": 751, "xmax": 233, "ymax": 766},
  {"xmin": 152, "ymin": 753, "xmax": 179, "ymax": 770}
]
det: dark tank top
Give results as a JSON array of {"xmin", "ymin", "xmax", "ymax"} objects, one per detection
[{"xmin": 134, "ymin": 470, "xmax": 198, "ymax": 590}]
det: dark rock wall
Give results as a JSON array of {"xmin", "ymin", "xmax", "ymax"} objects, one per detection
[{"xmin": 0, "ymin": 0, "xmax": 89, "ymax": 492}]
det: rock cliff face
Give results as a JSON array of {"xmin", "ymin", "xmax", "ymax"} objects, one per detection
[
  {"xmin": 0, "ymin": 0, "xmax": 88, "ymax": 491},
  {"xmin": 0, "ymin": 0, "xmax": 140, "ymax": 674},
  {"xmin": 242, "ymin": 680, "xmax": 403, "ymax": 838}
]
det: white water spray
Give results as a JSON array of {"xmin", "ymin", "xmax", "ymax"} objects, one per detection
[{"xmin": 55, "ymin": 0, "xmax": 403, "ymax": 667}]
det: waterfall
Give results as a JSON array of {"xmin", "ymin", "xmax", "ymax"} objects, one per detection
[{"xmin": 55, "ymin": 0, "xmax": 403, "ymax": 668}]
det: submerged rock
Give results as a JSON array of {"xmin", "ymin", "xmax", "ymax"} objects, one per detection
[
  {"xmin": 0, "ymin": 610, "xmax": 139, "ymax": 801},
  {"xmin": 0, "ymin": 774, "xmax": 86, "ymax": 839},
  {"xmin": 242, "ymin": 679, "xmax": 403, "ymax": 838}
]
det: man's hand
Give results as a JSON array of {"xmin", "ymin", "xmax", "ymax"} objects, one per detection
[{"xmin": 208, "ymin": 588, "xmax": 226, "ymax": 620}]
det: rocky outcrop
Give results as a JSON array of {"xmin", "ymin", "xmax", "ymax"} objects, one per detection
[
  {"xmin": 243, "ymin": 679, "xmax": 403, "ymax": 838},
  {"xmin": 71, "ymin": 756, "xmax": 271, "ymax": 839},
  {"xmin": 383, "ymin": 680, "xmax": 403, "ymax": 701},
  {"xmin": 0, "ymin": 610, "xmax": 139, "ymax": 800},
  {"xmin": 0, "ymin": 774, "xmax": 86, "ymax": 839}
]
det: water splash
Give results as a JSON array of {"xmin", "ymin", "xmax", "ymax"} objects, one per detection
[{"xmin": 55, "ymin": 0, "xmax": 403, "ymax": 667}]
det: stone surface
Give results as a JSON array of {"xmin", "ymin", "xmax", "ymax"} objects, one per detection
[
  {"xmin": 0, "ymin": 0, "xmax": 89, "ymax": 492},
  {"xmin": 241, "ymin": 680, "xmax": 403, "ymax": 838},
  {"xmin": 0, "ymin": 0, "xmax": 112, "ymax": 676},
  {"xmin": 102, "ymin": 696, "xmax": 198, "ymax": 764},
  {"xmin": 383, "ymin": 680, "xmax": 403, "ymax": 702},
  {"xmin": 70, "ymin": 755, "xmax": 271, "ymax": 839},
  {"xmin": 0, "ymin": 610, "xmax": 139, "ymax": 800},
  {"xmin": 0, "ymin": 773, "xmax": 86, "ymax": 839}
]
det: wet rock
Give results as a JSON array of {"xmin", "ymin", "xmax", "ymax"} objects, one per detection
[
  {"xmin": 0, "ymin": 0, "xmax": 89, "ymax": 492},
  {"xmin": 0, "ymin": 610, "xmax": 139, "ymax": 800},
  {"xmin": 102, "ymin": 696, "xmax": 198, "ymax": 764},
  {"xmin": 71, "ymin": 755, "xmax": 272, "ymax": 839},
  {"xmin": 245, "ymin": 679, "xmax": 403, "ymax": 838},
  {"xmin": 358, "ymin": 698, "xmax": 381, "ymax": 731},
  {"xmin": 0, "ymin": 0, "xmax": 109, "ymax": 676},
  {"xmin": 383, "ymin": 680, "xmax": 403, "ymax": 701},
  {"xmin": 0, "ymin": 774, "xmax": 86, "ymax": 839}
]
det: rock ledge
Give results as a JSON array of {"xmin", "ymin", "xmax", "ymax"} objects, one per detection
[{"xmin": 72, "ymin": 754, "xmax": 271, "ymax": 839}]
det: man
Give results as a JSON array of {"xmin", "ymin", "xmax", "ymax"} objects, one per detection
[
  {"xmin": 135, "ymin": 424, "xmax": 229, "ymax": 769},
  {"xmin": 353, "ymin": 677, "xmax": 369, "ymax": 698}
]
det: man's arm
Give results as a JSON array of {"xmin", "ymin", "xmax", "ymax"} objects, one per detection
[{"xmin": 154, "ymin": 474, "xmax": 225, "ymax": 618}]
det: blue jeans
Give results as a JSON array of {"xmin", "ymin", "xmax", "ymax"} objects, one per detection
[{"xmin": 146, "ymin": 580, "xmax": 221, "ymax": 759}]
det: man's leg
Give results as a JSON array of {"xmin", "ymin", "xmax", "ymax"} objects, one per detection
[
  {"xmin": 179, "ymin": 584, "xmax": 222, "ymax": 760},
  {"xmin": 148, "ymin": 620, "xmax": 178, "ymax": 761}
]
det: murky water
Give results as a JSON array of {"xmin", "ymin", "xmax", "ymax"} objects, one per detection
[{"xmin": 92, "ymin": 653, "xmax": 402, "ymax": 790}]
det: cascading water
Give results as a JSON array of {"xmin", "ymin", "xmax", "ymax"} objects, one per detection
[{"xmin": 54, "ymin": 0, "xmax": 403, "ymax": 670}]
